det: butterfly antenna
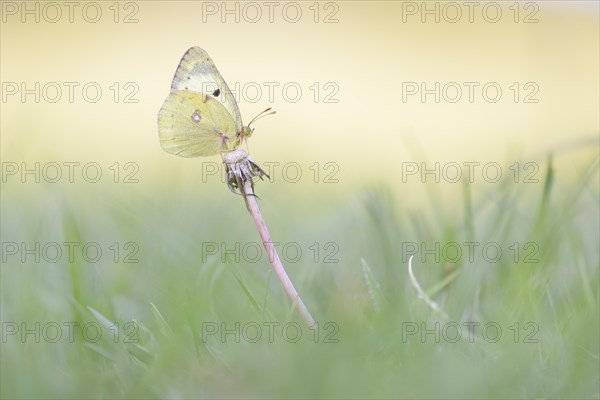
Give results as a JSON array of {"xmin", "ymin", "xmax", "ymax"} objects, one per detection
[{"xmin": 248, "ymin": 107, "xmax": 276, "ymax": 127}]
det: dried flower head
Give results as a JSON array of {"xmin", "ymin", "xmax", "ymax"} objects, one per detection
[{"xmin": 223, "ymin": 149, "xmax": 269, "ymax": 198}]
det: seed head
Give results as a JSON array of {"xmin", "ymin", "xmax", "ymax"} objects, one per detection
[{"xmin": 223, "ymin": 149, "xmax": 269, "ymax": 197}]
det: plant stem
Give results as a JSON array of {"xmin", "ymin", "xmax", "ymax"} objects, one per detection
[
  {"xmin": 407, "ymin": 256, "xmax": 448, "ymax": 320},
  {"xmin": 242, "ymin": 180, "xmax": 316, "ymax": 329}
]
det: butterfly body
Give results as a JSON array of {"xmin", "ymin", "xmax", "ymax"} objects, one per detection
[{"xmin": 158, "ymin": 47, "xmax": 253, "ymax": 157}]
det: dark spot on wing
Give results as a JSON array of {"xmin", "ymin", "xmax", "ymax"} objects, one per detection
[{"xmin": 213, "ymin": 89, "xmax": 220, "ymax": 97}]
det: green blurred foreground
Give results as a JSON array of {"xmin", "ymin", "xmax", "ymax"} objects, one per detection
[{"xmin": 1, "ymin": 152, "xmax": 598, "ymax": 399}]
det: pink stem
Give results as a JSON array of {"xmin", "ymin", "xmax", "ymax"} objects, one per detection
[{"xmin": 243, "ymin": 180, "xmax": 316, "ymax": 329}]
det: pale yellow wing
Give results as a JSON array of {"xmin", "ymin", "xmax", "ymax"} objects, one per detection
[
  {"xmin": 158, "ymin": 91, "xmax": 237, "ymax": 157},
  {"xmin": 170, "ymin": 47, "xmax": 243, "ymax": 132}
]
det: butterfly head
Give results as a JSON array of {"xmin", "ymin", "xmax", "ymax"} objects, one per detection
[
  {"xmin": 240, "ymin": 126, "xmax": 254, "ymax": 139},
  {"xmin": 238, "ymin": 107, "xmax": 276, "ymax": 144}
]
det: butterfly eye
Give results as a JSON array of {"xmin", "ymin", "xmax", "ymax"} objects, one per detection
[{"xmin": 237, "ymin": 127, "xmax": 253, "ymax": 138}]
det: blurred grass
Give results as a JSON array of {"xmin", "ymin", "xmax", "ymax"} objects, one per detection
[{"xmin": 1, "ymin": 148, "xmax": 598, "ymax": 399}]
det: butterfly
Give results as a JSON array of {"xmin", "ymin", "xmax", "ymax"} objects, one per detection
[{"xmin": 158, "ymin": 47, "xmax": 274, "ymax": 157}]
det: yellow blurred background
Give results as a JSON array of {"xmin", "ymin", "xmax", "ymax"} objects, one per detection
[{"xmin": 1, "ymin": 1, "xmax": 598, "ymax": 195}]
